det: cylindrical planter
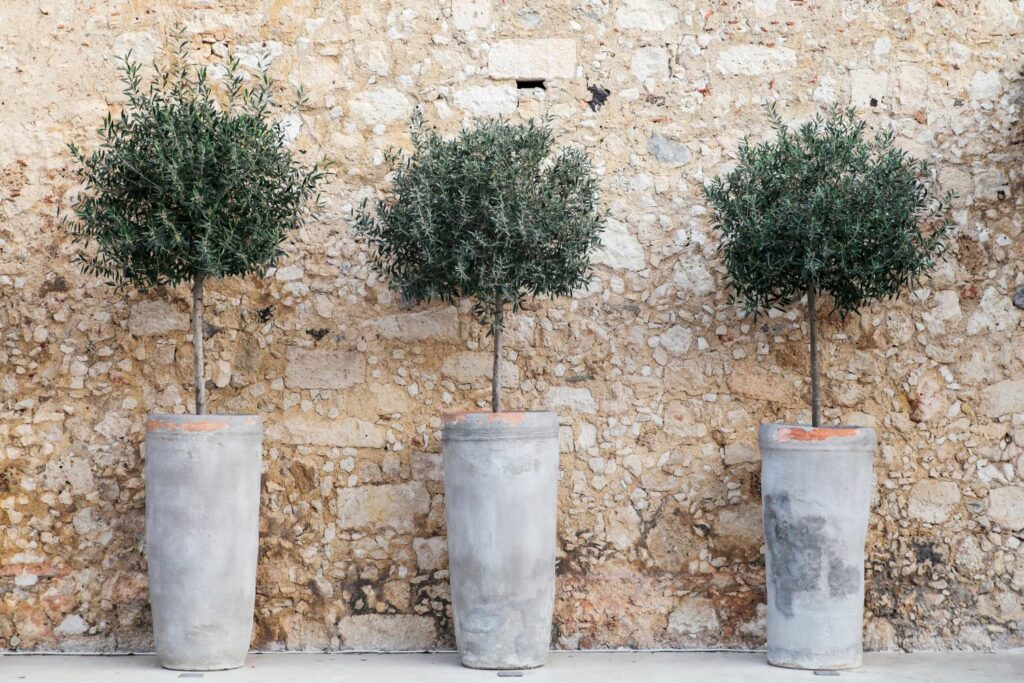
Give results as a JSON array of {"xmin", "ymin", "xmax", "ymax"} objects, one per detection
[
  {"xmin": 442, "ymin": 411, "xmax": 560, "ymax": 670},
  {"xmin": 145, "ymin": 414, "xmax": 263, "ymax": 671},
  {"xmin": 759, "ymin": 423, "xmax": 876, "ymax": 670}
]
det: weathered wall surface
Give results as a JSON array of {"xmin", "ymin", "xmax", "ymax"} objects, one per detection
[{"xmin": 1, "ymin": 0, "xmax": 1023, "ymax": 653}]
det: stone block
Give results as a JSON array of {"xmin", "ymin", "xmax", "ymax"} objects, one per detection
[
  {"xmin": 440, "ymin": 351, "xmax": 519, "ymax": 385},
  {"xmin": 898, "ymin": 65, "xmax": 929, "ymax": 110},
  {"xmin": 908, "ymin": 479, "xmax": 960, "ymax": 523},
  {"xmin": 981, "ymin": 380, "xmax": 1024, "ymax": 418},
  {"xmin": 285, "ymin": 348, "xmax": 366, "ymax": 390},
  {"xmin": 593, "ymin": 217, "xmax": 645, "ymax": 271},
  {"xmin": 546, "ymin": 386, "xmax": 597, "ymax": 414},
  {"xmin": 364, "ymin": 306, "xmax": 460, "ymax": 342},
  {"xmin": 714, "ymin": 503, "xmax": 763, "ymax": 559},
  {"xmin": 337, "ymin": 614, "xmax": 437, "ymax": 650},
  {"xmin": 672, "ymin": 256, "xmax": 714, "ymax": 297},
  {"xmin": 606, "ymin": 505, "xmax": 642, "ymax": 551},
  {"xmin": 851, "ymin": 69, "xmax": 889, "ymax": 108},
  {"xmin": 724, "ymin": 442, "xmax": 759, "ymax": 465},
  {"xmin": 647, "ymin": 133, "xmax": 690, "ymax": 166},
  {"xmin": 631, "ymin": 47, "xmax": 670, "ymax": 81},
  {"xmin": 452, "ymin": 0, "xmax": 490, "ymax": 30},
  {"xmin": 727, "ymin": 363, "xmax": 788, "ymax": 403},
  {"xmin": 268, "ymin": 414, "xmax": 385, "ymax": 448},
  {"xmin": 668, "ymin": 597, "xmax": 720, "ymax": 636},
  {"xmin": 716, "ymin": 45, "xmax": 796, "ymax": 76},
  {"xmin": 128, "ymin": 300, "xmax": 188, "ymax": 337},
  {"xmin": 411, "ymin": 453, "xmax": 444, "ymax": 482},
  {"xmin": 453, "ymin": 84, "xmax": 517, "ymax": 115},
  {"xmin": 615, "ymin": 0, "xmax": 680, "ymax": 31},
  {"xmin": 347, "ymin": 88, "xmax": 412, "ymax": 124},
  {"xmin": 646, "ymin": 504, "xmax": 700, "ymax": 569},
  {"xmin": 412, "ymin": 536, "xmax": 447, "ymax": 570},
  {"xmin": 659, "ymin": 325, "xmax": 693, "ymax": 354},
  {"xmin": 988, "ymin": 486, "xmax": 1024, "ymax": 530},
  {"xmin": 337, "ymin": 482, "xmax": 431, "ymax": 532},
  {"xmin": 488, "ymin": 39, "xmax": 576, "ymax": 80}
]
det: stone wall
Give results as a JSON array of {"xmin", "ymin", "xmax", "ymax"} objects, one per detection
[{"xmin": 1, "ymin": 0, "xmax": 1023, "ymax": 653}]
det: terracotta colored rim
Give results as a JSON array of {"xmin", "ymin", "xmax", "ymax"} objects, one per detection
[
  {"xmin": 774, "ymin": 426, "xmax": 864, "ymax": 442},
  {"xmin": 442, "ymin": 410, "xmax": 553, "ymax": 427},
  {"xmin": 146, "ymin": 414, "xmax": 261, "ymax": 434},
  {"xmin": 441, "ymin": 411, "xmax": 559, "ymax": 441}
]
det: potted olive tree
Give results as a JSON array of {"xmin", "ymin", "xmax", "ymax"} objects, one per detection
[
  {"xmin": 355, "ymin": 116, "xmax": 603, "ymax": 669},
  {"xmin": 66, "ymin": 35, "xmax": 323, "ymax": 670},
  {"xmin": 704, "ymin": 105, "xmax": 948, "ymax": 670}
]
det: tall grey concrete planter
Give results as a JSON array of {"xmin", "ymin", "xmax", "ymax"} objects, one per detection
[
  {"xmin": 145, "ymin": 414, "xmax": 263, "ymax": 671},
  {"xmin": 759, "ymin": 424, "xmax": 876, "ymax": 670},
  {"xmin": 442, "ymin": 411, "xmax": 560, "ymax": 670}
]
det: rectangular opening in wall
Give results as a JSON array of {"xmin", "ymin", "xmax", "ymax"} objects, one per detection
[{"xmin": 516, "ymin": 80, "xmax": 546, "ymax": 90}]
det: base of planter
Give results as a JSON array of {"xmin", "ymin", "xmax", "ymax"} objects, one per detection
[
  {"xmin": 145, "ymin": 414, "xmax": 263, "ymax": 672},
  {"xmin": 759, "ymin": 423, "xmax": 876, "ymax": 671},
  {"xmin": 442, "ymin": 411, "xmax": 559, "ymax": 670}
]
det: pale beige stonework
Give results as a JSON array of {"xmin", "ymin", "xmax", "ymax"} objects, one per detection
[{"xmin": 0, "ymin": 0, "xmax": 1022, "ymax": 655}]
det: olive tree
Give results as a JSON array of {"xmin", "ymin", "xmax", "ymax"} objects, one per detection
[
  {"xmin": 355, "ymin": 116, "xmax": 604, "ymax": 412},
  {"xmin": 66, "ymin": 31, "xmax": 325, "ymax": 414},
  {"xmin": 704, "ymin": 105, "xmax": 950, "ymax": 426}
]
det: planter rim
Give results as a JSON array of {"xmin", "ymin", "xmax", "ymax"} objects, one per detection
[
  {"xmin": 146, "ymin": 413, "xmax": 263, "ymax": 436},
  {"xmin": 442, "ymin": 410, "xmax": 558, "ymax": 441},
  {"xmin": 443, "ymin": 409, "xmax": 554, "ymax": 422},
  {"xmin": 759, "ymin": 423, "xmax": 876, "ymax": 449}
]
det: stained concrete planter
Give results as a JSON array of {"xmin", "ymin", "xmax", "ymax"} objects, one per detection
[
  {"xmin": 759, "ymin": 424, "xmax": 876, "ymax": 670},
  {"xmin": 145, "ymin": 414, "xmax": 263, "ymax": 671},
  {"xmin": 442, "ymin": 411, "xmax": 559, "ymax": 670}
]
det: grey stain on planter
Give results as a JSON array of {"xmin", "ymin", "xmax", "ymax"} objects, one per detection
[{"xmin": 764, "ymin": 494, "xmax": 860, "ymax": 618}]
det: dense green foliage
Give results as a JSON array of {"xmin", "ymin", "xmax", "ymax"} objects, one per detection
[
  {"xmin": 354, "ymin": 115, "xmax": 604, "ymax": 332},
  {"xmin": 67, "ymin": 34, "xmax": 325, "ymax": 290},
  {"xmin": 705, "ymin": 104, "xmax": 949, "ymax": 318}
]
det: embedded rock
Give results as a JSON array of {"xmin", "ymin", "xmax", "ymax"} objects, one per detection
[
  {"xmin": 128, "ymin": 301, "xmax": 188, "ymax": 337},
  {"xmin": 908, "ymin": 480, "xmax": 961, "ymax": 523},
  {"xmin": 285, "ymin": 348, "xmax": 366, "ymax": 390},
  {"xmin": 336, "ymin": 482, "xmax": 431, "ymax": 532},
  {"xmin": 716, "ymin": 45, "xmax": 796, "ymax": 76},
  {"xmin": 647, "ymin": 133, "xmax": 690, "ymax": 166},
  {"xmin": 487, "ymin": 39, "xmax": 576, "ymax": 80},
  {"xmin": 988, "ymin": 487, "xmax": 1024, "ymax": 531},
  {"xmin": 268, "ymin": 415, "xmax": 385, "ymax": 448}
]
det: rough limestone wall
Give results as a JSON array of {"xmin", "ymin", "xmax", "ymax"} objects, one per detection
[{"xmin": 1, "ymin": 0, "xmax": 1023, "ymax": 653}]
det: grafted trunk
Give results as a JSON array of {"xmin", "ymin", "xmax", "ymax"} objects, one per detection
[
  {"xmin": 192, "ymin": 274, "xmax": 207, "ymax": 415},
  {"xmin": 491, "ymin": 295, "xmax": 504, "ymax": 413},
  {"xmin": 807, "ymin": 281, "xmax": 821, "ymax": 428}
]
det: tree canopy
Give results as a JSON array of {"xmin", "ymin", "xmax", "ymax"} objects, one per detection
[
  {"xmin": 354, "ymin": 115, "xmax": 605, "ymax": 333},
  {"xmin": 704, "ymin": 104, "xmax": 950, "ymax": 318},
  {"xmin": 67, "ymin": 32, "xmax": 325, "ymax": 291}
]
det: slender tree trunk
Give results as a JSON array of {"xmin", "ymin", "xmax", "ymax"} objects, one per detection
[
  {"xmin": 807, "ymin": 281, "xmax": 821, "ymax": 428},
  {"xmin": 491, "ymin": 294, "xmax": 504, "ymax": 414},
  {"xmin": 192, "ymin": 274, "xmax": 207, "ymax": 415}
]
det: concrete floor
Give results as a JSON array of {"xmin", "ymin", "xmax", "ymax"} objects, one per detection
[{"xmin": 2, "ymin": 651, "xmax": 1022, "ymax": 682}]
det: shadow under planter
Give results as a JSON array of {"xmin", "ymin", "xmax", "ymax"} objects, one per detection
[
  {"xmin": 759, "ymin": 424, "xmax": 876, "ymax": 670},
  {"xmin": 441, "ymin": 411, "xmax": 560, "ymax": 670},
  {"xmin": 145, "ymin": 414, "xmax": 263, "ymax": 671}
]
